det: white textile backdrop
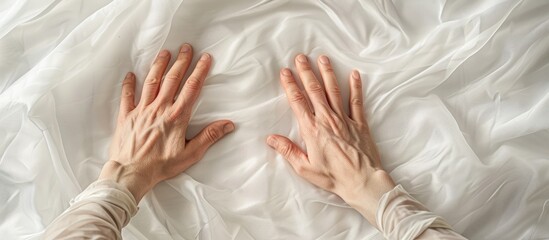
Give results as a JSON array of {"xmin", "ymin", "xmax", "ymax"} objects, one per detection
[{"xmin": 1, "ymin": 0, "xmax": 548, "ymax": 239}]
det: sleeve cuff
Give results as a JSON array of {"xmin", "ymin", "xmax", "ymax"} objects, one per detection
[
  {"xmin": 70, "ymin": 180, "xmax": 139, "ymax": 225},
  {"xmin": 375, "ymin": 184, "xmax": 453, "ymax": 240}
]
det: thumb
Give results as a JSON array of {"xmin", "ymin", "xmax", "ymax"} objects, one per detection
[
  {"xmin": 266, "ymin": 134, "xmax": 309, "ymax": 174},
  {"xmin": 188, "ymin": 120, "xmax": 235, "ymax": 157}
]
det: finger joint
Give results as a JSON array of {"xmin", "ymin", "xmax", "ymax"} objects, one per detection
[
  {"xmin": 307, "ymin": 83, "xmax": 324, "ymax": 94},
  {"xmin": 351, "ymin": 98, "xmax": 363, "ymax": 106},
  {"xmin": 204, "ymin": 127, "xmax": 222, "ymax": 143},
  {"xmin": 145, "ymin": 77, "xmax": 160, "ymax": 86},
  {"xmin": 289, "ymin": 91, "xmax": 306, "ymax": 103},
  {"xmin": 165, "ymin": 73, "xmax": 182, "ymax": 82},
  {"xmin": 323, "ymin": 66, "xmax": 335, "ymax": 73},
  {"xmin": 329, "ymin": 86, "xmax": 341, "ymax": 96},
  {"xmin": 185, "ymin": 76, "xmax": 202, "ymax": 91}
]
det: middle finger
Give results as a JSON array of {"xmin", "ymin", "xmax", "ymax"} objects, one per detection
[
  {"xmin": 295, "ymin": 54, "xmax": 330, "ymax": 113},
  {"xmin": 139, "ymin": 50, "xmax": 171, "ymax": 107},
  {"xmin": 317, "ymin": 55, "xmax": 345, "ymax": 117},
  {"xmin": 157, "ymin": 43, "xmax": 193, "ymax": 103}
]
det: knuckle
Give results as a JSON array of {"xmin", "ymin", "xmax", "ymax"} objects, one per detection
[
  {"xmin": 204, "ymin": 127, "xmax": 222, "ymax": 143},
  {"xmin": 122, "ymin": 84, "xmax": 134, "ymax": 97},
  {"xmin": 308, "ymin": 83, "xmax": 324, "ymax": 94},
  {"xmin": 300, "ymin": 65, "xmax": 313, "ymax": 71},
  {"xmin": 123, "ymin": 90, "xmax": 134, "ymax": 98},
  {"xmin": 185, "ymin": 76, "xmax": 202, "ymax": 91},
  {"xmin": 145, "ymin": 77, "xmax": 160, "ymax": 86},
  {"xmin": 165, "ymin": 73, "xmax": 182, "ymax": 82},
  {"xmin": 329, "ymin": 86, "xmax": 341, "ymax": 96},
  {"xmin": 278, "ymin": 142, "xmax": 293, "ymax": 157},
  {"xmin": 289, "ymin": 91, "xmax": 306, "ymax": 103},
  {"xmin": 352, "ymin": 79, "xmax": 362, "ymax": 89},
  {"xmin": 283, "ymin": 77, "xmax": 295, "ymax": 85},
  {"xmin": 351, "ymin": 98, "xmax": 363, "ymax": 106},
  {"xmin": 323, "ymin": 66, "xmax": 335, "ymax": 73}
]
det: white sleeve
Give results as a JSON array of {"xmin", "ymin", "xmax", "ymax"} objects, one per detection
[
  {"xmin": 44, "ymin": 180, "xmax": 138, "ymax": 240},
  {"xmin": 376, "ymin": 185, "xmax": 467, "ymax": 240}
]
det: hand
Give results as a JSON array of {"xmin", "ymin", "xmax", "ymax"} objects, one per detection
[
  {"xmin": 267, "ymin": 54, "xmax": 395, "ymax": 226},
  {"xmin": 99, "ymin": 44, "xmax": 235, "ymax": 203}
]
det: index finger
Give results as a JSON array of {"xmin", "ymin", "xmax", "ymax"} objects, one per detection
[{"xmin": 171, "ymin": 53, "xmax": 212, "ymax": 121}]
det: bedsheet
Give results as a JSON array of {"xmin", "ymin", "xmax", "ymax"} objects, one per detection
[{"xmin": 1, "ymin": 0, "xmax": 548, "ymax": 239}]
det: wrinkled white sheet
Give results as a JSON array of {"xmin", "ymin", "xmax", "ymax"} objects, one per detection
[{"xmin": 1, "ymin": 0, "xmax": 548, "ymax": 239}]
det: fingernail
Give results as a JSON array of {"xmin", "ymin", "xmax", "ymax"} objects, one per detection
[
  {"xmin": 223, "ymin": 122, "xmax": 235, "ymax": 133},
  {"xmin": 159, "ymin": 50, "xmax": 169, "ymax": 57},
  {"xmin": 281, "ymin": 68, "xmax": 291, "ymax": 76},
  {"xmin": 125, "ymin": 72, "xmax": 133, "ymax": 79},
  {"xmin": 297, "ymin": 54, "xmax": 308, "ymax": 63},
  {"xmin": 266, "ymin": 136, "xmax": 277, "ymax": 147},
  {"xmin": 181, "ymin": 44, "xmax": 191, "ymax": 53},
  {"xmin": 200, "ymin": 53, "xmax": 210, "ymax": 61},
  {"xmin": 319, "ymin": 55, "xmax": 330, "ymax": 65},
  {"xmin": 352, "ymin": 70, "xmax": 360, "ymax": 79}
]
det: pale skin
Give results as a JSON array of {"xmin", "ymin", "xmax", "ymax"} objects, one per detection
[
  {"xmin": 266, "ymin": 54, "xmax": 396, "ymax": 227},
  {"xmin": 99, "ymin": 44, "xmax": 235, "ymax": 202},
  {"xmin": 99, "ymin": 43, "xmax": 396, "ymax": 229}
]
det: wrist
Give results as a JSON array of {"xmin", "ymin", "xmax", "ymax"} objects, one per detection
[
  {"xmin": 342, "ymin": 170, "xmax": 396, "ymax": 228},
  {"xmin": 98, "ymin": 160, "xmax": 155, "ymax": 203}
]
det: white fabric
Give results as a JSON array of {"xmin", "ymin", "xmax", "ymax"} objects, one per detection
[
  {"xmin": 1, "ymin": 0, "xmax": 548, "ymax": 239},
  {"xmin": 43, "ymin": 182, "xmax": 463, "ymax": 240}
]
